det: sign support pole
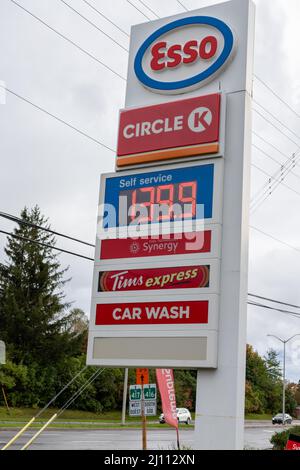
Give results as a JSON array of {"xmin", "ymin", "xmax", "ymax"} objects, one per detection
[
  {"xmin": 194, "ymin": 89, "xmax": 253, "ymax": 449},
  {"xmin": 141, "ymin": 375, "xmax": 147, "ymax": 450}
]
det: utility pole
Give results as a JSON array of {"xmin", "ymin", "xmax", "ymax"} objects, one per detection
[{"xmin": 267, "ymin": 334, "xmax": 300, "ymax": 425}]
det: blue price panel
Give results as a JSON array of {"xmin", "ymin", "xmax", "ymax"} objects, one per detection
[{"xmin": 103, "ymin": 164, "xmax": 214, "ymax": 228}]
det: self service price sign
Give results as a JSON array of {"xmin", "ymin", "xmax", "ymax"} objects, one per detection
[{"xmin": 98, "ymin": 159, "xmax": 223, "ymax": 238}]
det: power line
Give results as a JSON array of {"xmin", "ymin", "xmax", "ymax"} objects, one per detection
[
  {"xmin": 248, "ymin": 293, "xmax": 300, "ymax": 310},
  {"xmin": 125, "ymin": 0, "xmax": 152, "ymax": 20},
  {"xmin": 252, "ymin": 144, "xmax": 300, "ymax": 182},
  {"xmin": 57, "ymin": 368, "xmax": 104, "ymax": 416},
  {"xmin": 176, "ymin": 0, "xmax": 188, "ymax": 11},
  {"xmin": 253, "ymin": 131, "xmax": 297, "ymax": 161},
  {"xmin": 250, "ymin": 225, "xmax": 300, "ymax": 256},
  {"xmin": 253, "ymin": 99, "xmax": 300, "ymax": 143},
  {"xmin": 0, "ymin": 211, "xmax": 95, "ymax": 247},
  {"xmin": 59, "ymin": 0, "xmax": 129, "ymax": 52},
  {"xmin": 0, "ymin": 229, "xmax": 94, "ymax": 261},
  {"xmin": 248, "ymin": 300, "xmax": 300, "ymax": 318},
  {"xmin": 251, "ymin": 162, "xmax": 300, "ymax": 200},
  {"xmin": 253, "ymin": 108, "xmax": 300, "ymax": 148},
  {"xmin": 9, "ymin": 0, "xmax": 126, "ymax": 82},
  {"xmin": 254, "ymin": 74, "xmax": 300, "ymax": 121},
  {"xmin": 136, "ymin": 0, "xmax": 160, "ymax": 18},
  {"xmin": 81, "ymin": 0, "xmax": 129, "ymax": 36},
  {"xmin": 250, "ymin": 148, "xmax": 300, "ymax": 204},
  {"xmin": 0, "ymin": 84, "xmax": 115, "ymax": 152},
  {"xmin": 250, "ymin": 151, "xmax": 300, "ymax": 212}
]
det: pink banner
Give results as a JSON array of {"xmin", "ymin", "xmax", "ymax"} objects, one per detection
[{"xmin": 156, "ymin": 369, "xmax": 178, "ymax": 429}]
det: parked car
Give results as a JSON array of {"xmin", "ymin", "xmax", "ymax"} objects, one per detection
[
  {"xmin": 272, "ymin": 413, "xmax": 293, "ymax": 425},
  {"xmin": 159, "ymin": 408, "xmax": 192, "ymax": 425}
]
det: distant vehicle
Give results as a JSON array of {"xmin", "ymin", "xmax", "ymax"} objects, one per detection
[
  {"xmin": 272, "ymin": 413, "xmax": 293, "ymax": 425},
  {"xmin": 159, "ymin": 408, "xmax": 192, "ymax": 425}
]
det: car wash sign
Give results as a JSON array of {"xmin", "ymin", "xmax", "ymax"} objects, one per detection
[{"xmin": 134, "ymin": 16, "xmax": 235, "ymax": 94}]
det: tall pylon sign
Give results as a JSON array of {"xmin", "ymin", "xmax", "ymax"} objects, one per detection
[{"xmin": 87, "ymin": 0, "xmax": 255, "ymax": 450}]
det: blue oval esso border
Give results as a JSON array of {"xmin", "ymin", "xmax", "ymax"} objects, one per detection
[{"xmin": 134, "ymin": 16, "xmax": 234, "ymax": 92}]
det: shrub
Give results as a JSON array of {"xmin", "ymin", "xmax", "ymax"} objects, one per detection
[{"xmin": 270, "ymin": 426, "xmax": 300, "ymax": 450}]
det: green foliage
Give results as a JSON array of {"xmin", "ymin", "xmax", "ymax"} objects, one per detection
[
  {"xmin": 0, "ymin": 206, "xmax": 87, "ymax": 365},
  {"xmin": 270, "ymin": 426, "xmax": 300, "ymax": 450},
  {"xmin": 245, "ymin": 345, "xmax": 297, "ymax": 416}
]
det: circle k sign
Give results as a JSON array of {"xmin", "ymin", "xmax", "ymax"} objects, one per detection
[
  {"xmin": 188, "ymin": 107, "xmax": 213, "ymax": 133},
  {"xmin": 134, "ymin": 16, "xmax": 235, "ymax": 94}
]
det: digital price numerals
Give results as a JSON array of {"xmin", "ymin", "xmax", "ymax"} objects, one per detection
[{"xmin": 120, "ymin": 181, "xmax": 197, "ymax": 224}]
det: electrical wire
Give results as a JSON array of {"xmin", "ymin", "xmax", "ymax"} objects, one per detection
[
  {"xmin": 36, "ymin": 365, "xmax": 89, "ymax": 418},
  {"xmin": 125, "ymin": 0, "xmax": 152, "ymax": 20},
  {"xmin": 254, "ymin": 74, "xmax": 300, "ymax": 121},
  {"xmin": 253, "ymin": 107, "xmax": 300, "ymax": 148},
  {"xmin": 251, "ymin": 155, "xmax": 300, "ymax": 213},
  {"xmin": 253, "ymin": 131, "xmax": 296, "ymax": 161},
  {"xmin": 59, "ymin": 0, "xmax": 129, "ymax": 52},
  {"xmin": 9, "ymin": 0, "xmax": 126, "ymax": 82},
  {"xmin": 0, "ymin": 211, "xmax": 95, "ymax": 247},
  {"xmin": 250, "ymin": 150, "xmax": 300, "ymax": 211},
  {"xmin": 247, "ymin": 301, "xmax": 300, "ymax": 319},
  {"xmin": 253, "ymin": 99, "xmax": 300, "ymax": 143},
  {"xmin": 251, "ymin": 162, "xmax": 300, "ymax": 201},
  {"xmin": 81, "ymin": 0, "xmax": 129, "ymax": 36},
  {"xmin": 136, "ymin": 0, "xmax": 160, "ymax": 18},
  {"xmin": 0, "ymin": 84, "xmax": 115, "ymax": 152},
  {"xmin": 57, "ymin": 368, "xmax": 104, "ymax": 416},
  {"xmin": 250, "ymin": 225, "xmax": 300, "ymax": 255},
  {"xmin": 252, "ymin": 144, "xmax": 300, "ymax": 182},
  {"xmin": 176, "ymin": 0, "xmax": 188, "ymax": 11},
  {"xmin": 248, "ymin": 293, "xmax": 300, "ymax": 310},
  {"xmin": 0, "ymin": 229, "xmax": 94, "ymax": 261}
]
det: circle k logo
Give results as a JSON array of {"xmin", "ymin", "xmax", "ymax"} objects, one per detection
[
  {"xmin": 188, "ymin": 107, "xmax": 212, "ymax": 133},
  {"xmin": 134, "ymin": 16, "xmax": 235, "ymax": 94}
]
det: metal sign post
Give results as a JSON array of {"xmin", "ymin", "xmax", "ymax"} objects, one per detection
[
  {"xmin": 141, "ymin": 374, "xmax": 147, "ymax": 451},
  {"xmin": 0, "ymin": 341, "xmax": 5, "ymax": 365}
]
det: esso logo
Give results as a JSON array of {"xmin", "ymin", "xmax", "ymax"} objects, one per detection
[
  {"xmin": 134, "ymin": 16, "xmax": 235, "ymax": 95},
  {"xmin": 150, "ymin": 37, "xmax": 218, "ymax": 71}
]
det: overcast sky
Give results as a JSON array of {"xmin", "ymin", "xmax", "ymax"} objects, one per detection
[{"xmin": 1, "ymin": 0, "xmax": 300, "ymax": 382}]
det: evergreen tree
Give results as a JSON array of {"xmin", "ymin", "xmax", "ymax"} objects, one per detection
[
  {"xmin": 0, "ymin": 206, "xmax": 81, "ymax": 366},
  {"xmin": 264, "ymin": 349, "xmax": 282, "ymax": 381}
]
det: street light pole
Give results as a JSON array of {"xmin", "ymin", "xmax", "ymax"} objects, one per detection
[{"xmin": 267, "ymin": 334, "xmax": 300, "ymax": 426}]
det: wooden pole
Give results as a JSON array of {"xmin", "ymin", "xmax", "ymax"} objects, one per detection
[
  {"xmin": 1, "ymin": 387, "xmax": 10, "ymax": 414},
  {"xmin": 141, "ymin": 375, "xmax": 147, "ymax": 450},
  {"xmin": 176, "ymin": 427, "xmax": 180, "ymax": 450}
]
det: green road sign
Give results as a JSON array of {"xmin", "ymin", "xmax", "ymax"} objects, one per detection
[
  {"xmin": 129, "ymin": 385, "xmax": 142, "ymax": 401},
  {"xmin": 129, "ymin": 384, "xmax": 157, "ymax": 401},
  {"xmin": 143, "ymin": 384, "xmax": 157, "ymax": 400}
]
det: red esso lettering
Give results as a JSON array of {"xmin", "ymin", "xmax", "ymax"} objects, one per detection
[{"xmin": 150, "ymin": 36, "xmax": 218, "ymax": 71}]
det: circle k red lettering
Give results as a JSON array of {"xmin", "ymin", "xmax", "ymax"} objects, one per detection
[{"xmin": 150, "ymin": 37, "xmax": 218, "ymax": 71}]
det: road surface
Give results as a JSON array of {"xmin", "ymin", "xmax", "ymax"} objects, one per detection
[{"xmin": 0, "ymin": 423, "xmax": 293, "ymax": 450}]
